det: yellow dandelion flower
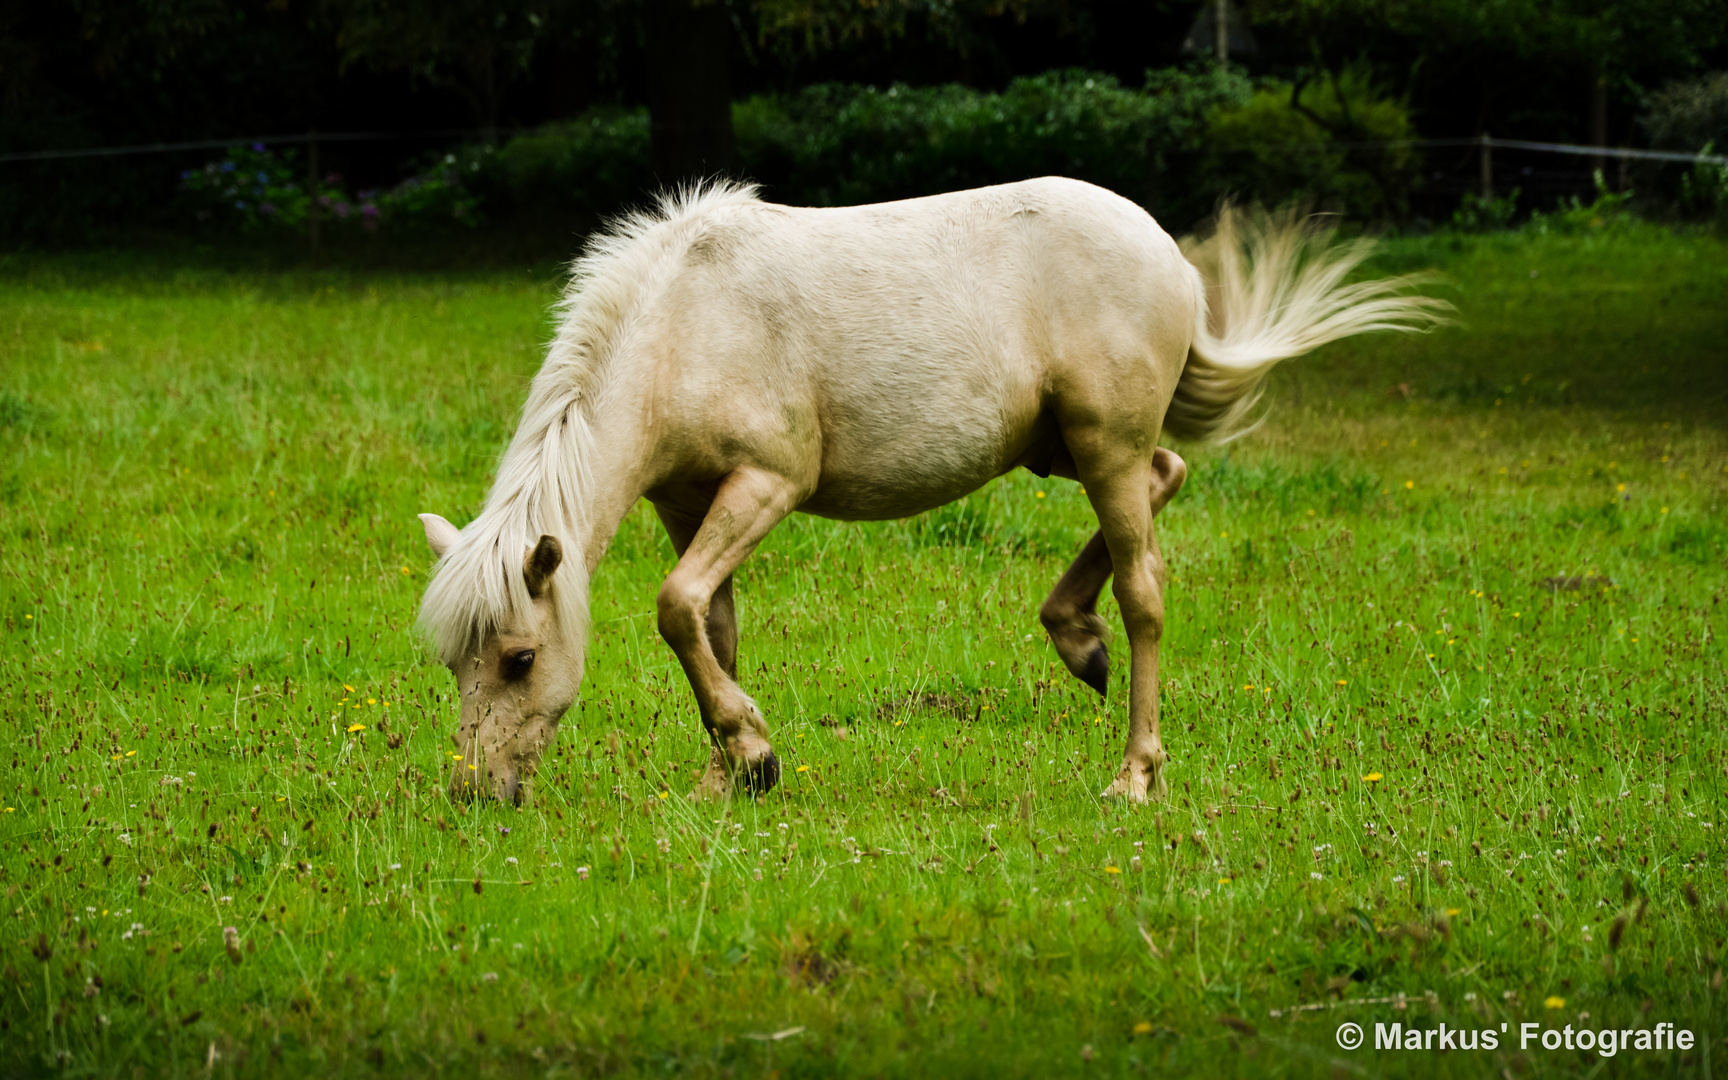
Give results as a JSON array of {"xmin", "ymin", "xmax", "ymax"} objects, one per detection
[
  {"xmin": 1660, "ymin": 507, "xmax": 1669, "ymax": 514},
  {"xmin": 344, "ymin": 684, "xmax": 355, "ymax": 693},
  {"xmin": 126, "ymin": 750, "xmax": 136, "ymax": 757},
  {"xmin": 1544, "ymin": 996, "xmax": 1566, "ymax": 1010},
  {"xmin": 1132, "ymin": 1021, "xmax": 1153, "ymax": 1036},
  {"xmin": 1616, "ymin": 483, "xmax": 1626, "ymax": 493},
  {"xmin": 400, "ymin": 566, "xmax": 411, "ymax": 576},
  {"xmin": 367, "ymin": 698, "xmax": 377, "ymax": 705},
  {"xmin": 658, "ymin": 791, "xmax": 669, "ymax": 800},
  {"xmin": 1218, "ymin": 877, "xmax": 1232, "ymax": 884},
  {"xmin": 796, "ymin": 765, "xmax": 810, "ymax": 773},
  {"xmin": 1104, "ymin": 866, "xmax": 1121, "ymax": 875},
  {"xmin": 1035, "ymin": 491, "xmax": 1046, "ymax": 499},
  {"xmin": 1446, "ymin": 908, "xmax": 1461, "ymax": 916},
  {"xmin": 1363, "ymin": 772, "xmax": 1383, "ymax": 782},
  {"xmin": 347, "ymin": 723, "xmax": 366, "ymax": 732},
  {"xmin": 276, "ymin": 797, "xmax": 286, "ymax": 802},
  {"xmin": 1405, "ymin": 480, "xmax": 1414, "ymax": 489},
  {"xmin": 1336, "ymin": 679, "xmax": 1348, "ymax": 685},
  {"xmin": 24, "ymin": 614, "xmax": 31, "ymax": 620}
]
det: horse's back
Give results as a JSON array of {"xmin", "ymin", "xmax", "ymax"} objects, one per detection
[{"xmin": 642, "ymin": 179, "xmax": 1198, "ymax": 520}]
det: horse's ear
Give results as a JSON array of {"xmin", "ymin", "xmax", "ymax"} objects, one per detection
[
  {"xmin": 419, "ymin": 513, "xmax": 460, "ymax": 559},
  {"xmin": 524, "ymin": 535, "xmax": 563, "ymax": 598}
]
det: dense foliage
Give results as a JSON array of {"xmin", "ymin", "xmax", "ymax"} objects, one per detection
[
  {"xmin": 172, "ymin": 67, "xmax": 1428, "ymax": 237},
  {"xmin": 2, "ymin": 0, "xmax": 1725, "ymax": 243}
]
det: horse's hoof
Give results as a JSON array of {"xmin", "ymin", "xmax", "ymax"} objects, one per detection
[
  {"xmin": 1082, "ymin": 644, "xmax": 1109, "ymax": 697},
  {"xmin": 740, "ymin": 751, "xmax": 780, "ymax": 795}
]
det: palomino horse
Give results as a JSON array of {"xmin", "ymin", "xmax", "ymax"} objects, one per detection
[{"xmin": 417, "ymin": 178, "xmax": 1447, "ymax": 805}]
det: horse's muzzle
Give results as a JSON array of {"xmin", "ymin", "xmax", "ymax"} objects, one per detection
[{"xmin": 448, "ymin": 763, "xmax": 525, "ymax": 806}]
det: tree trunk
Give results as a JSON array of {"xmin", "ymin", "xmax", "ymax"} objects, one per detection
[{"xmin": 647, "ymin": 0, "xmax": 735, "ymax": 185}]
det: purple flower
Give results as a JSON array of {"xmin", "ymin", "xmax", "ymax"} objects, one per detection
[
  {"xmin": 360, "ymin": 203, "xmax": 378, "ymax": 218},
  {"xmin": 252, "ymin": 142, "xmax": 265, "ymax": 152}
]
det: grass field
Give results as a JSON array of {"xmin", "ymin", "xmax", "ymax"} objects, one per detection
[{"xmin": 1, "ymin": 220, "xmax": 1725, "ymax": 1078}]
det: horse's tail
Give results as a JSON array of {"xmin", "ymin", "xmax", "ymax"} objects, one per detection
[{"xmin": 1162, "ymin": 204, "xmax": 1453, "ymax": 444}]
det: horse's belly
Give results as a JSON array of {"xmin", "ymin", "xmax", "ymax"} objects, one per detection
[{"xmin": 797, "ymin": 393, "xmax": 1047, "ymax": 521}]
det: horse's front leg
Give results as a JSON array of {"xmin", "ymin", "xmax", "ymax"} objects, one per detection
[
  {"xmin": 655, "ymin": 507, "xmax": 739, "ymax": 680},
  {"xmin": 655, "ymin": 468, "xmax": 800, "ymax": 797}
]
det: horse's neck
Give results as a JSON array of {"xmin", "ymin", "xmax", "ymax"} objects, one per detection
[{"xmin": 569, "ymin": 384, "xmax": 651, "ymax": 579}]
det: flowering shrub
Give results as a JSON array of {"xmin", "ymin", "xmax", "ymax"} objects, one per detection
[
  {"xmin": 373, "ymin": 148, "xmax": 488, "ymax": 231},
  {"xmin": 178, "ymin": 144, "xmax": 374, "ymax": 233},
  {"xmin": 178, "ymin": 142, "xmax": 485, "ymax": 235}
]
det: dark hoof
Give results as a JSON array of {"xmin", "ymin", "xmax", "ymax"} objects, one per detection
[
  {"xmin": 741, "ymin": 751, "xmax": 781, "ymax": 795},
  {"xmin": 1082, "ymin": 644, "xmax": 1109, "ymax": 697}
]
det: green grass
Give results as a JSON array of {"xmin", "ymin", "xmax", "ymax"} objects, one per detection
[{"xmin": 0, "ymin": 221, "xmax": 1725, "ymax": 1078}]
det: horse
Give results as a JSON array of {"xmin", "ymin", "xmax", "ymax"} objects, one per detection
[{"xmin": 416, "ymin": 177, "xmax": 1448, "ymax": 806}]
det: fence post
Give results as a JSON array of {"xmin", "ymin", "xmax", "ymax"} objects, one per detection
[
  {"xmin": 307, "ymin": 130, "xmax": 320, "ymax": 252},
  {"xmin": 1479, "ymin": 133, "xmax": 1493, "ymax": 200}
]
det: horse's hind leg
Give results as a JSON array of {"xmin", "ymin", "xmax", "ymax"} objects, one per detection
[
  {"xmin": 1066, "ymin": 443, "xmax": 1186, "ymax": 803},
  {"xmin": 1041, "ymin": 531, "xmax": 1114, "ymax": 695},
  {"xmin": 654, "ymin": 468, "xmax": 801, "ymax": 797}
]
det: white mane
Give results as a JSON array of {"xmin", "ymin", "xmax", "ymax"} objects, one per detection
[{"xmin": 417, "ymin": 180, "xmax": 763, "ymax": 663}]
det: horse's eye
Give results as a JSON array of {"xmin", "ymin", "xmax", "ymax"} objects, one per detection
[{"xmin": 507, "ymin": 650, "xmax": 535, "ymax": 678}]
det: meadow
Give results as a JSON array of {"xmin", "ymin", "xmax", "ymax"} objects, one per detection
[{"xmin": 0, "ymin": 220, "xmax": 1724, "ymax": 1078}]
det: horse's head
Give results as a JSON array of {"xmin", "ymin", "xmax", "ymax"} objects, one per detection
[{"xmin": 419, "ymin": 513, "xmax": 582, "ymax": 806}]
